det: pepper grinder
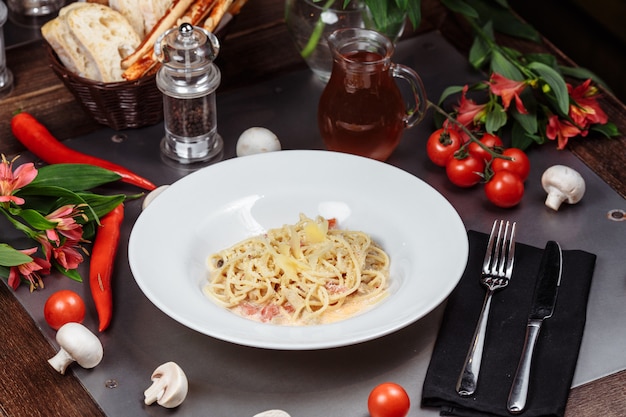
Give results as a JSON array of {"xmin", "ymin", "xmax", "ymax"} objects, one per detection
[
  {"xmin": 155, "ymin": 23, "xmax": 223, "ymax": 165},
  {"xmin": 0, "ymin": 1, "xmax": 14, "ymax": 99}
]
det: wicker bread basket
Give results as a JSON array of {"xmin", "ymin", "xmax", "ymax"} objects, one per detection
[{"xmin": 45, "ymin": 41, "xmax": 163, "ymax": 130}]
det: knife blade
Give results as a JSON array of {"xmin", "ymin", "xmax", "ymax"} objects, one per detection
[{"xmin": 507, "ymin": 240, "xmax": 563, "ymax": 414}]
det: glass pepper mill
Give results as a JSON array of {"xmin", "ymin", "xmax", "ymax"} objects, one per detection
[
  {"xmin": 155, "ymin": 23, "xmax": 223, "ymax": 165},
  {"xmin": 0, "ymin": 1, "xmax": 14, "ymax": 99}
]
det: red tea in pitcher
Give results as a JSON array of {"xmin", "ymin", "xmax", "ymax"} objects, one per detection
[
  {"xmin": 318, "ymin": 51, "xmax": 405, "ymax": 161},
  {"xmin": 317, "ymin": 28, "xmax": 427, "ymax": 161}
]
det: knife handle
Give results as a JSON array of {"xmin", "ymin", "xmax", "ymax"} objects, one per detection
[{"xmin": 507, "ymin": 320, "xmax": 543, "ymax": 414}]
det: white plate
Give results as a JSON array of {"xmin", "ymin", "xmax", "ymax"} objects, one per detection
[{"xmin": 129, "ymin": 150, "xmax": 468, "ymax": 350}]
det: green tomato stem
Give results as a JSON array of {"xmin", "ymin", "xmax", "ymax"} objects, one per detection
[{"xmin": 427, "ymin": 100, "xmax": 511, "ymax": 160}]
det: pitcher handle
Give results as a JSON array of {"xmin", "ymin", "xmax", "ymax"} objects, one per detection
[{"xmin": 391, "ymin": 64, "xmax": 428, "ymax": 129}]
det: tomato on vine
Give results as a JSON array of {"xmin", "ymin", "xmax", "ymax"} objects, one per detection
[
  {"xmin": 446, "ymin": 154, "xmax": 485, "ymax": 188},
  {"xmin": 491, "ymin": 147, "xmax": 531, "ymax": 182},
  {"xmin": 426, "ymin": 127, "xmax": 462, "ymax": 167},
  {"xmin": 485, "ymin": 170, "xmax": 525, "ymax": 208},
  {"xmin": 468, "ymin": 133, "xmax": 503, "ymax": 163}
]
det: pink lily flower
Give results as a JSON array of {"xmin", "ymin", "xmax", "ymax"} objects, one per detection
[
  {"xmin": 44, "ymin": 205, "xmax": 84, "ymax": 243},
  {"xmin": 51, "ymin": 238, "xmax": 84, "ymax": 271},
  {"xmin": 8, "ymin": 247, "xmax": 52, "ymax": 291},
  {"xmin": 489, "ymin": 73, "xmax": 529, "ymax": 114},
  {"xmin": 0, "ymin": 155, "xmax": 37, "ymax": 205}
]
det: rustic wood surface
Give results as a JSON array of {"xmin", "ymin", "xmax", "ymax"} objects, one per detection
[{"xmin": 0, "ymin": 1, "xmax": 624, "ymax": 416}]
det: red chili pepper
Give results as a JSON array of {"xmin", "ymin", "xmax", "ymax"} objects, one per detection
[
  {"xmin": 89, "ymin": 203, "xmax": 124, "ymax": 332},
  {"xmin": 11, "ymin": 112, "xmax": 157, "ymax": 191}
]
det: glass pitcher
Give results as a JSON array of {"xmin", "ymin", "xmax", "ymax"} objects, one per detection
[{"xmin": 318, "ymin": 28, "xmax": 427, "ymax": 161}]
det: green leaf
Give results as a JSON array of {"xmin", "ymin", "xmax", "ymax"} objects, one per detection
[
  {"xmin": 511, "ymin": 120, "xmax": 544, "ymax": 149},
  {"xmin": 559, "ymin": 65, "xmax": 612, "ymax": 92},
  {"xmin": 29, "ymin": 164, "xmax": 121, "ymax": 191},
  {"xmin": 55, "ymin": 264, "xmax": 83, "ymax": 283},
  {"xmin": 16, "ymin": 185, "xmax": 99, "ymax": 222},
  {"xmin": 490, "ymin": 50, "xmax": 523, "ymax": 80},
  {"xmin": 405, "ymin": 0, "xmax": 422, "ymax": 29},
  {"xmin": 591, "ymin": 122, "xmax": 621, "ymax": 138},
  {"xmin": 511, "ymin": 110, "xmax": 538, "ymax": 135},
  {"xmin": 468, "ymin": 35, "xmax": 491, "ymax": 69},
  {"xmin": 0, "ymin": 244, "xmax": 33, "ymax": 267},
  {"xmin": 485, "ymin": 102, "xmax": 507, "ymax": 132},
  {"xmin": 464, "ymin": 0, "xmax": 541, "ymax": 42},
  {"xmin": 510, "ymin": 88, "xmax": 538, "ymax": 134},
  {"xmin": 74, "ymin": 193, "xmax": 126, "ymax": 223},
  {"xmin": 437, "ymin": 85, "xmax": 466, "ymax": 105},
  {"xmin": 17, "ymin": 209, "xmax": 58, "ymax": 230},
  {"xmin": 439, "ymin": 0, "xmax": 479, "ymax": 18},
  {"xmin": 528, "ymin": 61, "xmax": 569, "ymax": 115},
  {"xmin": 524, "ymin": 52, "xmax": 558, "ymax": 69}
]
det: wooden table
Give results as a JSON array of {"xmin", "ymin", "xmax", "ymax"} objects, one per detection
[{"xmin": 0, "ymin": 1, "xmax": 624, "ymax": 416}]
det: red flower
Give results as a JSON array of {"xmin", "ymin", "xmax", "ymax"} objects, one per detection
[
  {"xmin": 8, "ymin": 247, "xmax": 52, "ymax": 291},
  {"xmin": 451, "ymin": 85, "xmax": 488, "ymax": 141},
  {"xmin": 489, "ymin": 73, "xmax": 529, "ymax": 114},
  {"xmin": 546, "ymin": 115, "xmax": 582, "ymax": 149},
  {"xmin": 568, "ymin": 79, "xmax": 608, "ymax": 129}
]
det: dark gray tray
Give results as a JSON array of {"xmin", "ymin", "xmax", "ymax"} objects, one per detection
[{"xmin": 5, "ymin": 32, "xmax": 626, "ymax": 416}]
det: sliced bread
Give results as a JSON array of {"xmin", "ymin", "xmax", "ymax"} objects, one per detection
[
  {"xmin": 41, "ymin": 3, "xmax": 101, "ymax": 80},
  {"xmin": 141, "ymin": 0, "xmax": 173, "ymax": 34},
  {"xmin": 109, "ymin": 0, "xmax": 146, "ymax": 37},
  {"xmin": 64, "ymin": 3, "xmax": 142, "ymax": 82}
]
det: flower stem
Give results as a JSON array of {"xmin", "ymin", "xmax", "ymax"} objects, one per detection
[{"xmin": 300, "ymin": 0, "xmax": 335, "ymax": 59}]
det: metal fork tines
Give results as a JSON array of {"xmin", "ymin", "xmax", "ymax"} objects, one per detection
[{"xmin": 456, "ymin": 219, "xmax": 516, "ymax": 397}]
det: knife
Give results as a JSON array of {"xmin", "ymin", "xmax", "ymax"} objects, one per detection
[{"xmin": 507, "ymin": 240, "xmax": 563, "ymax": 414}]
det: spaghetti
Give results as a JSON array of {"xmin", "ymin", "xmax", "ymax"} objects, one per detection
[{"xmin": 203, "ymin": 214, "xmax": 390, "ymax": 325}]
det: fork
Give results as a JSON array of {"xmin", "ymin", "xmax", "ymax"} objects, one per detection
[{"xmin": 456, "ymin": 219, "xmax": 516, "ymax": 397}]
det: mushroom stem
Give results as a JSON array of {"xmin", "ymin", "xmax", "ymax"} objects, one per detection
[
  {"xmin": 144, "ymin": 362, "xmax": 188, "ymax": 408},
  {"xmin": 48, "ymin": 348, "xmax": 75, "ymax": 375}
]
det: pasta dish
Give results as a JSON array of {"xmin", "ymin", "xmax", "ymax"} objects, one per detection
[{"xmin": 203, "ymin": 214, "xmax": 390, "ymax": 325}]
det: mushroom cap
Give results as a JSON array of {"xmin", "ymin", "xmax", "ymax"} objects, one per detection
[
  {"xmin": 56, "ymin": 322, "xmax": 103, "ymax": 368},
  {"xmin": 541, "ymin": 165, "xmax": 586, "ymax": 210},
  {"xmin": 236, "ymin": 127, "xmax": 281, "ymax": 157},
  {"xmin": 253, "ymin": 410, "xmax": 292, "ymax": 417}
]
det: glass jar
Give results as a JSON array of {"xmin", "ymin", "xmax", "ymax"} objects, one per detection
[
  {"xmin": 285, "ymin": 0, "xmax": 406, "ymax": 82},
  {"xmin": 155, "ymin": 23, "xmax": 223, "ymax": 165}
]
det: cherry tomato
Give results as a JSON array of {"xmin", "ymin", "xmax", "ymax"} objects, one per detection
[
  {"xmin": 468, "ymin": 133, "xmax": 503, "ymax": 163},
  {"xmin": 491, "ymin": 147, "xmax": 531, "ymax": 182},
  {"xmin": 43, "ymin": 290, "xmax": 86, "ymax": 330},
  {"xmin": 485, "ymin": 171, "xmax": 525, "ymax": 208},
  {"xmin": 445, "ymin": 154, "xmax": 485, "ymax": 188},
  {"xmin": 426, "ymin": 128, "xmax": 462, "ymax": 167},
  {"xmin": 368, "ymin": 382, "xmax": 410, "ymax": 417}
]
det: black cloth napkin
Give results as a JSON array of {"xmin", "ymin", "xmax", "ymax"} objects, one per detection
[{"xmin": 422, "ymin": 230, "xmax": 597, "ymax": 417}]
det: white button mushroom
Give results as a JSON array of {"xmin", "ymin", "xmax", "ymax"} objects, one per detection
[
  {"xmin": 141, "ymin": 184, "xmax": 170, "ymax": 211},
  {"xmin": 236, "ymin": 127, "xmax": 281, "ymax": 157},
  {"xmin": 47, "ymin": 322, "xmax": 103, "ymax": 374},
  {"xmin": 253, "ymin": 410, "xmax": 291, "ymax": 417},
  {"xmin": 541, "ymin": 165, "xmax": 586, "ymax": 211},
  {"xmin": 144, "ymin": 362, "xmax": 188, "ymax": 408}
]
